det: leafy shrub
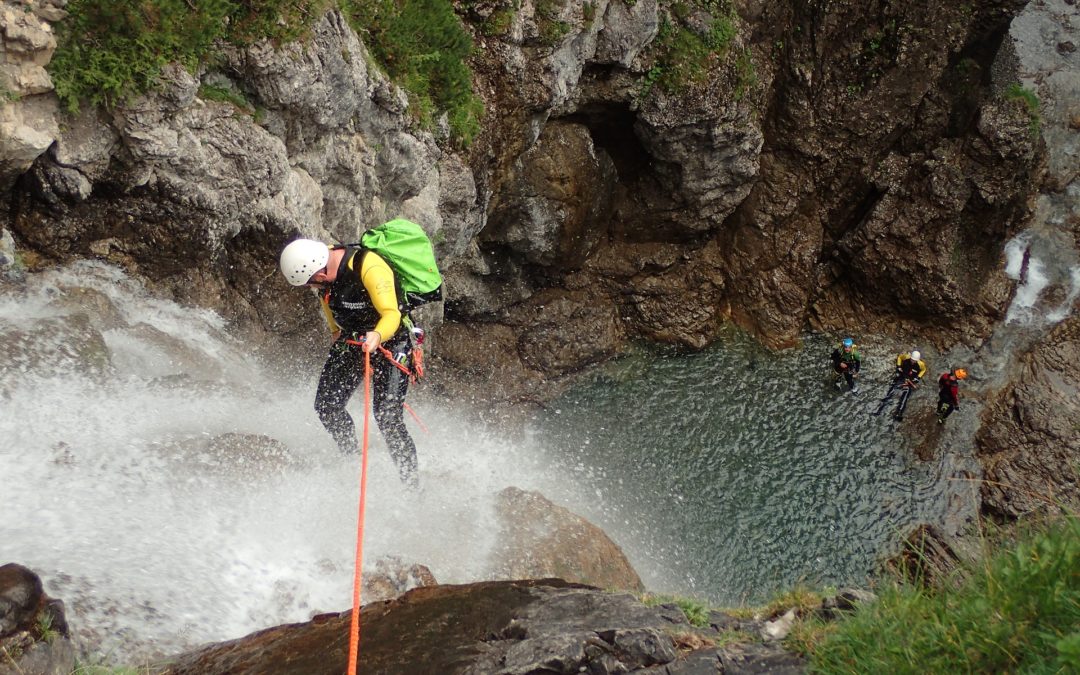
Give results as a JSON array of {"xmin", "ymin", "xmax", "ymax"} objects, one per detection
[
  {"xmin": 49, "ymin": 0, "xmax": 482, "ymax": 145},
  {"xmin": 227, "ymin": 0, "xmax": 332, "ymax": 46},
  {"xmin": 340, "ymin": 0, "xmax": 483, "ymax": 144},
  {"xmin": 639, "ymin": 2, "xmax": 738, "ymax": 98},
  {"xmin": 50, "ymin": 0, "xmax": 233, "ymax": 112}
]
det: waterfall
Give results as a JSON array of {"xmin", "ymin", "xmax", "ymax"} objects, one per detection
[{"xmin": 0, "ymin": 261, "xmax": 599, "ymax": 662}]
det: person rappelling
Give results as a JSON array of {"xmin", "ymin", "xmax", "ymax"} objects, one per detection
[
  {"xmin": 936, "ymin": 367, "xmax": 967, "ymax": 424},
  {"xmin": 872, "ymin": 349, "xmax": 927, "ymax": 421},
  {"xmin": 279, "ymin": 236, "xmax": 421, "ymax": 488},
  {"xmin": 829, "ymin": 337, "xmax": 862, "ymax": 393}
]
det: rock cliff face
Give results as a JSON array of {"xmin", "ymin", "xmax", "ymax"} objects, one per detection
[
  {"xmin": 976, "ymin": 313, "xmax": 1080, "ymax": 519},
  {"xmin": 0, "ymin": 0, "xmax": 1070, "ymax": 511},
  {"xmin": 1, "ymin": 0, "xmax": 1043, "ymax": 381},
  {"xmin": 970, "ymin": 0, "xmax": 1080, "ymax": 521}
]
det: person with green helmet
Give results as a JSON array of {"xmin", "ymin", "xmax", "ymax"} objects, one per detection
[
  {"xmin": 829, "ymin": 337, "xmax": 862, "ymax": 393},
  {"xmin": 279, "ymin": 237, "xmax": 418, "ymax": 488}
]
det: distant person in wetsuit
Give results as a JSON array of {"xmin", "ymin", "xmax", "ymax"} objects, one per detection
[
  {"xmin": 830, "ymin": 337, "xmax": 862, "ymax": 393},
  {"xmin": 937, "ymin": 368, "xmax": 967, "ymax": 424},
  {"xmin": 873, "ymin": 350, "xmax": 927, "ymax": 421}
]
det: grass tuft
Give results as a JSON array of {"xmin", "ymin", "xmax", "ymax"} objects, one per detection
[
  {"xmin": 790, "ymin": 515, "xmax": 1080, "ymax": 672},
  {"xmin": 1005, "ymin": 83, "xmax": 1041, "ymax": 137},
  {"xmin": 640, "ymin": 592, "xmax": 712, "ymax": 628}
]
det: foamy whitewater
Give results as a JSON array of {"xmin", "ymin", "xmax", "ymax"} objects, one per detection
[
  {"xmin": 0, "ymin": 261, "xmax": 614, "ymax": 662},
  {"xmin": 1003, "ymin": 212, "xmax": 1080, "ymax": 327}
]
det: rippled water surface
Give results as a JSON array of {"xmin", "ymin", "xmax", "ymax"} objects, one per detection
[{"xmin": 535, "ymin": 330, "xmax": 954, "ymax": 604}]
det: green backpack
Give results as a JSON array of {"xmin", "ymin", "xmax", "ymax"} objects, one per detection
[{"xmin": 360, "ymin": 218, "xmax": 444, "ymax": 310}]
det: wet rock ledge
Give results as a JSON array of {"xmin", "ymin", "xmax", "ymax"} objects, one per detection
[{"xmin": 1, "ymin": 563, "xmax": 851, "ymax": 675}]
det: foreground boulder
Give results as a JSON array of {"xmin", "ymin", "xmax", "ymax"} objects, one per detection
[
  {"xmin": 491, "ymin": 487, "xmax": 644, "ymax": 593},
  {"xmin": 163, "ymin": 579, "xmax": 805, "ymax": 674}
]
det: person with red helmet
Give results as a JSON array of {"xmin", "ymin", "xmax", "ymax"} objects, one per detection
[{"xmin": 937, "ymin": 367, "xmax": 968, "ymax": 424}]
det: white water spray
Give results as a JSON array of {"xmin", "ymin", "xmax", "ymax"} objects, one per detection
[
  {"xmin": 0, "ymin": 262, "xmax": 630, "ymax": 662},
  {"xmin": 1003, "ymin": 227, "xmax": 1080, "ymax": 327}
]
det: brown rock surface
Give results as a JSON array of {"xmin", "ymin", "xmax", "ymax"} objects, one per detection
[
  {"xmin": 491, "ymin": 487, "xmax": 644, "ymax": 593},
  {"xmin": 163, "ymin": 580, "xmax": 680, "ymax": 675},
  {"xmin": 975, "ymin": 313, "xmax": 1080, "ymax": 519},
  {"xmin": 0, "ymin": 1, "xmax": 1049, "ymax": 398}
]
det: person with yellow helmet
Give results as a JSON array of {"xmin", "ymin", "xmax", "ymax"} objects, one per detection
[
  {"xmin": 937, "ymin": 367, "xmax": 968, "ymax": 424},
  {"xmin": 279, "ymin": 237, "xmax": 419, "ymax": 488},
  {"xmin": 872, "ymin": 349, "xmax": 927, "ymax": 421}
]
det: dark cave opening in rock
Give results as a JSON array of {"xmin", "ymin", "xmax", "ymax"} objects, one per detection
[
  {"xmin": 562, "ymin": 104, "xmax": 649, "ymax": 184},
  {"xmin": 562, "ymin": 104, "xmax": 697, "ymax": 245}
]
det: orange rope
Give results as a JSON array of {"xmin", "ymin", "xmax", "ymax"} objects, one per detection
[
  {"xmin": 403, "ymin": 402, "xmax": 429, "ymax": 435},
  {"xmin": 347, "ymin": 349, "xmax": 372, "ymax": 675},
  {"xmin": 377, "ymin": 345, "xmax": 412, "ymax": 377}
]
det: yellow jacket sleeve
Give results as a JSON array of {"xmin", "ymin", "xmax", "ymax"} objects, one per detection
[
  {"xmin": 359, "ymin": 251, "xmax": 402, "ymax": 340},
  {"xmin": 916, "ymin": 360, "xmax": 927, "ymax": 379}
]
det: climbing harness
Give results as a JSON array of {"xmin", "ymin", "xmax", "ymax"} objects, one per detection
[{"xmin": 345, "ymin": 330, "xmax": 426, "ymax": 386}]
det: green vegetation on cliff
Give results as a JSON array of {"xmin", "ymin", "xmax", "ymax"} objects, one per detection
[
  {"xmin": 790, "ymin": 515, "xmax": 1080, "ymax": 673},
  {"xmin": 50, "ymin": 0, "xmax": 237, "ymax": 111},
  {"xmin": 1005, "ymin": 83, "xmax": 1041, "ymax": 137},
  {"xmin": 639, "ymin": 0, "xmax": 740, "ymax": 99},
  {"xmin": 339, "ymin": 0, "xmax": 483, "ymax": 143},
  {"xmin": 48, "ymin": 0, "xmax": 482, "ymax": 144}
]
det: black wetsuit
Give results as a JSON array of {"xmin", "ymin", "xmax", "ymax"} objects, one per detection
[
  {"xmin": 937, "ymin": 373, "xmax": 960, "ymax": 422},
  {"xmin": 874, "ymin": 355, "xmax": 926, "ymax": 419},
  {"xmin": 830, "ymin": 346, "xmax": 861, "ymax": 390},
  {"xmin": 313, "ymin": 248, "xmax": 417, "ymax": 486}
]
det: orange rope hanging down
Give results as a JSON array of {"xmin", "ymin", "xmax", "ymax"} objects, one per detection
[
  {"xmin": 347, "ymin": 349, "xmax": 372, "ymax": 674},
  {"xmin": 402, "ymin": 402, "xmax": 429, "ymax": 435}
]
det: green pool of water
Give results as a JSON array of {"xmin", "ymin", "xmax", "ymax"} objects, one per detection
[{"xmin": 535, "ymin": 329, "xmax": 953, "ymax": 605}]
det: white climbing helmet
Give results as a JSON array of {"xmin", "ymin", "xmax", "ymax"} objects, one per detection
[
  {"xmin": 280, "ymin": 239, "xmax": 329, "ymax": 286},
  {"xmin": 911, "ymin": 350, "xmax": 921, "ymax": 361}
]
